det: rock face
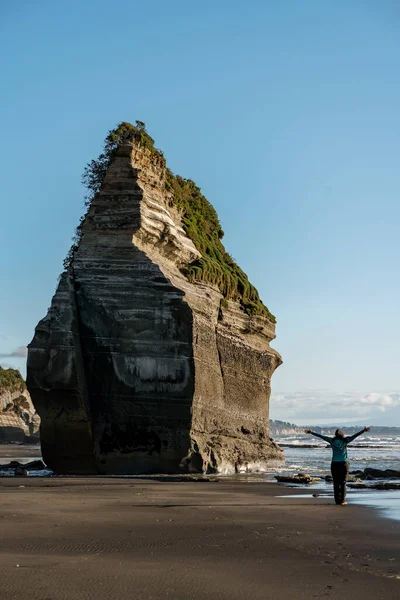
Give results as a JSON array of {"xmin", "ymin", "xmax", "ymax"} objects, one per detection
[
  {"xmin": 27, "ymin": 138, "xmax": 283, "ymax": 474},
  {"xmin": 0, "ymin": 388, "xmax": 40, "ymax": 443}
]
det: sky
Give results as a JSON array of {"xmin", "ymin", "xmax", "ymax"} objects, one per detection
[{"xmin": 1, "ymin": 0, "xmax": 399, "ymax": 425}]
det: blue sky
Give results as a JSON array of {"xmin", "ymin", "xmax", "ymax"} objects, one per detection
[{"xmin": 1, "ymin": 1, "xmax": 399, "ymax": 424}]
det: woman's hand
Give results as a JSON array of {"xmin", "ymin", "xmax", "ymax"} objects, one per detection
[
  {"xmin": 304, "ymin": 429, "xmax": 312, "ymax": 434},
  {"xmin": 363, "ymin": 426, "xmax": 371, "ymax": 432}
]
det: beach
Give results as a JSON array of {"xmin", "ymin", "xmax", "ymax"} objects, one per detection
[{"xmin": 1, "ymin": 474, "xmax": 399, "ymax": 600}]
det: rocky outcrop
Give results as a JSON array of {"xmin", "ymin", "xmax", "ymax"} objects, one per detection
[
  {"xmin": 0, "ymin": 388, "xmax": 40, "ymax": 443},
  {"xmin": 27, "ymin": 134, "xmax": 283, "ymax": 474},
  {"xmin": 348, "ymin": 482, "xmax": 400, "ymax": 490},
  {"xmin": 0, "ymin": 459, "xmax": 46, "ymax": 473},
  {"xmin": 275, "ymin": 474, "xmax": 320, "ymax": 485},
  {"xmin": 350, "ymin": 468, "xmax": 400, "ymax": 480}
]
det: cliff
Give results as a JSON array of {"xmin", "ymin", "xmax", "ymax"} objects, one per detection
[
  {"xmin": 27, "ymin": 122, "xmax": 283, "ymax": 474},
  {"xmin": 0, "ymin": 367, "xmax": 40, "ymax": 443}
]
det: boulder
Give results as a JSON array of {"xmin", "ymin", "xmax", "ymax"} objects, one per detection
[
  {"xmin": 350, "ymin": 468, "xmax": 400, "ymax": 480},
  {"xmin": 348, "ymin": 482, "xmax": 400, "ymax": 490},
  {"xmin": 14, "ymin": 467, "xmax": 29, "ymax": 477},
  {"xmin": 275, "ymin": 473, "xmax": 320, "ymax": 485},
  {"xmin": 0, "ymin": 459, "xmax": 46, "ymax": 471}
]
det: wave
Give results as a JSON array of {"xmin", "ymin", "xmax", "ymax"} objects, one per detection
[
  {"xmin": 350, "ymin": 456, "xmax": 400, "ymax": 462},
  {"xmin": 276, "ymin": 438, "xmax": 400, "ymax": 449},
  {"xmin": 348, "ymin": 444, "xmax": 400, "ymax": 449},
  {"xmin": 277, "ymin": 464, "xmax": 321, "ymax": 473},
  {"xmin": 278, "ymin": 443, "xmax": 321, "ymax": 448}
]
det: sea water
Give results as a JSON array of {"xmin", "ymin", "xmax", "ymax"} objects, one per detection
[
  {"xmin": 273, "ymin": 432, "xmax": 400, "ymax": 475},
  {"xmin": 273, "ymin": 432, "xmax": 400, "ymax": 520}
]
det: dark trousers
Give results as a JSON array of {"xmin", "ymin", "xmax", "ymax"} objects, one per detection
[{"xmin": 331, "ymin": 461, "xmax": 349, "ymax": 504}]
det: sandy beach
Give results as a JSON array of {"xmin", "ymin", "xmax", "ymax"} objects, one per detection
[{"xmin": 0, "ymin": 476, "xmax": 399, "ymax": 600}]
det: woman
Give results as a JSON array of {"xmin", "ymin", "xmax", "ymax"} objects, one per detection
[{"xmin": 304, "ymin": 426, "xmax": 370, "ymax": 505}]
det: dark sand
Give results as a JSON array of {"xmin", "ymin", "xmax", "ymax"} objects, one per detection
[
  {"xmin": 0, "ymin": 444, "xmax": 42, "ymax": 461},
  {"xmin": 0, "ymin": 476, "xmax": 399, "ymax": 600}
]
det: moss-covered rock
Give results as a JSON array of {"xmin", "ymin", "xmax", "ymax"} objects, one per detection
[
  {"xmin": 65, "ymin": 121, "xmax": 275, "ymax": 321},
  {"xmin": 0, "ymin": 366, "xmax": 26, "ymax": 394}
]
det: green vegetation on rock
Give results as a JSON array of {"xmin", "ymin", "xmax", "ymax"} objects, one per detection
[
  {"xmin": 0, "ymin": 366, "xmax": 26, "ymax": 394},
  {"xmin": 82, "ymin": 120, "xmax": 165, "ymax": 202},
  {"xmin": 64, "ymin": 121, "xmax": 275, "ymax": 321},
  {"xmin": 63, "ymin": 121, "xmax": 165, "ymax": 269},
  {"xmin": 165, "ymin": 173, "xmax": 275, "ymax": 320}
]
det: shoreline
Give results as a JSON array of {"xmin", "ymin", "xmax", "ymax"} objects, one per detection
[
  {"xmin": 1, "ymin": 477, "xmax": 399, "ymax": 599},
  {"xmin": 2, "ymin": 443, "xmax": 400, "ymax": 521},
  {"xmin": 277, "ymin": 484, "xmax": 400, "ymax": 523}
]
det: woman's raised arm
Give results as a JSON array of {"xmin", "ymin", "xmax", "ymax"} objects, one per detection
[
  {"xmin": 304, "ymin": 429, "xmax": 333, "ymax": 443},
  {"xmin": 345, "ymin": 426, "xmax": 370, "ymax": 444}
]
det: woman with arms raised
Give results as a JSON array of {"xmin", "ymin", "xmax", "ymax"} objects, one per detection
[{"xmin": 304, "ymin": 427, "xmax": 371, "ymax": 505}]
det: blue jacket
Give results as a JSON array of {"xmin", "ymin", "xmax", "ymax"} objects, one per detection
[{"xmin": 310, "ymin": 430, "xmax": 365, "ymax": 462}]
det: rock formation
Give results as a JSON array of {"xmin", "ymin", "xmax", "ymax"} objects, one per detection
[
  {"xmin": 27, "ymin": 123, "xmax": 283, "ymax": 474},
  {"xmin": 0, "ymin": 367, "xmax": 40, "ymax": 443}
]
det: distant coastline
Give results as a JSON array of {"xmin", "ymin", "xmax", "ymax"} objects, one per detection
[{"xmin": 270, "ymin": 419, "xmax": 400, "ymax": 437}]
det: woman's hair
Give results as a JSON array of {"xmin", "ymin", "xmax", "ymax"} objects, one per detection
[{"xmin": 335, "ymin": 428, "xmax": 345, "ymax": 439}]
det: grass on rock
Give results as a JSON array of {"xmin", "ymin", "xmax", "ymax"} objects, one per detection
[
  {"xmin": 0, "ymin": 366, "xmax": 26, "ymax": 394},
  {"xmin": 64, "ymin": 121, "xmax": 275, "ymax": 322}
]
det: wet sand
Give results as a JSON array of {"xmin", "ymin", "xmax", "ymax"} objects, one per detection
[
  {"xmin": 0, "ymin": 443, "xmax": 42, "ymax": 461},
  {"xmin": 0, "ymin": 476, "xmax": 399, "ymax": 600}
]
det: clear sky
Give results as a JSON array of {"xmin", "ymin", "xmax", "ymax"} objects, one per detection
[{"xmin": 1, "ymin": 1, "xmax": 399, "ymax": 425}]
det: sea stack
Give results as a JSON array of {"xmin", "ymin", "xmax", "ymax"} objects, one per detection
[{"xmin": 27, "ymin": 122, "xmax": 283, "ymax": 474}]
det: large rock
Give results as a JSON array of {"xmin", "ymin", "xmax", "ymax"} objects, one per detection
[
  {"xmin": 348, "ymin": 482, "xmax": 400, "ymax": 490},
  {"xmin": 351, "ymin": 468, "xmax": 400, "ymax": 480},
  {"xmin": 27, "ymin": 138, "xmax": 283, "ymax": 474},
  {"xmin": 275, "ymin": 473, "xmax": 320, "ymax": 485},
  {"xmin": 0, "ymin": 388, "xmax": 40, "ymax": 443}
]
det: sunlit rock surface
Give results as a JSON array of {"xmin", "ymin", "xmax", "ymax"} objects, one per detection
[
  {"xmin": 27, "ymin": 140, "xmax": 282, "ymax": 474},
  {"xmin": 0, "ymin": 389, "xmax": 40, "ymax": 443}
]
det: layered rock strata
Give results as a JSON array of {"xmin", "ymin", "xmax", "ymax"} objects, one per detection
[
  {"xmin": 0, "ymin": 389, "xmax": 40, "ymax": 443},
  {"xmin": 27, "ymin": 140, "xmax": 283, "ymax": 474}
]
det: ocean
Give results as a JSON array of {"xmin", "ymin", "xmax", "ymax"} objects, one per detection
[
  {"xmin": 274, "ymin": 431, "xmax": 400, "ymax": 475},
  {"xmin": 273, "ymin": 431, "xmax": 400, "ymax": 520},
  {"xmin": 2, "ymin": 434, "xmax": 400, "ymax": 478}
]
